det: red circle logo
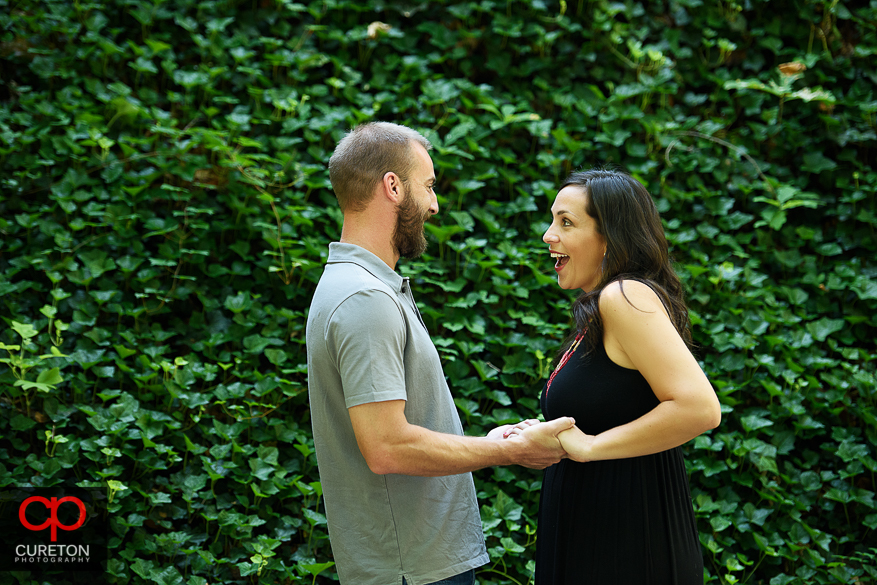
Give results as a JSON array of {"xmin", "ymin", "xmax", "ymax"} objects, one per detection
[{"xmin": 19, "ymin": 496, "xmax": 87, "ymax": 542}]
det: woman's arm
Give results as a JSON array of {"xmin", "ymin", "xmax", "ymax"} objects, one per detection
[{"xmin": 557, "ymin": 280, "xmax": 721, "ymax": 462}]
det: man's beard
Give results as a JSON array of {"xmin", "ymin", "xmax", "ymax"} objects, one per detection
[{"xmin": 393, "ymin": 190, "xmax": 430, "ymax": 259}]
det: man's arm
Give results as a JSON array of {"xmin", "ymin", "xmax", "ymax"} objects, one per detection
[{"xmin": 349, "ymin": 399, "xmax": 573, "ymax": 476}]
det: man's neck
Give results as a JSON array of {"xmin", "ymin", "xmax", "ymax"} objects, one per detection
[{"xmin": 339, "ymin": 226, "xmax": 400, "ymax": 271}]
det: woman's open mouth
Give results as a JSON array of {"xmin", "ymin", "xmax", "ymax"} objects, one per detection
[{"xmin": 551, "ymin": 252, "xmax": 569, "ymax": 272}]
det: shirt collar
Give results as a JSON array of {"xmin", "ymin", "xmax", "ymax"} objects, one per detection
[{"xmin": 326, "ymin": 242, "xmax": 404, "ymax": 292}]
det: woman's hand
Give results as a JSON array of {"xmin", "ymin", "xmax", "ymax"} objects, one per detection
[
  {"xmin": 557, "ymin": 425, "xmax": 594, "ymax": 462},
  {"xmin": 500, "ymin": 419, "xmax": 541, "ymax": 439},
  {"xmin": 486, "ymin": 425, "xmax": 514, "ymax": 440},
  {"xmin": 486, "ymin": 421, "xmax": 537, "ymax": 440}
]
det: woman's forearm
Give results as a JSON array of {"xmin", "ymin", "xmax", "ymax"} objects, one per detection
[{"xmin": 557, "ymin": 397, "xmax": 720, "ymax": 462}]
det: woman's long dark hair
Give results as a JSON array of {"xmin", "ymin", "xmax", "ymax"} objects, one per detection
[{"xmin": 553, "ymin": 168, "xmax": 693, "ymax": 363}]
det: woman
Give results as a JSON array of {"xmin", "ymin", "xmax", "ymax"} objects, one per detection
[{"xmin": 508, "ymin": 169, "xmax": 721, "ymax": 584}]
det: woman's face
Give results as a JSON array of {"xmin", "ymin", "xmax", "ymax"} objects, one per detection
[{"xmin": 542, "ymin": 185, "xmax": 607, "ymax": 292}]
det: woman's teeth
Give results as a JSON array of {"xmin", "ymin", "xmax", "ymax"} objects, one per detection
[{"xmin": 551, "ymin": 252, "xmax": 569, "ymax": 268}]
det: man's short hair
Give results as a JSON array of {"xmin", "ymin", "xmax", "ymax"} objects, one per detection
[{"xmin": 328, "ymin": 122, "xmax": 432, "ymax": 212}]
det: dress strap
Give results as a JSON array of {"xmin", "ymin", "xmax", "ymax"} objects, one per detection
[{"xmin": 546, "ymin": 329, "xmax": 586, "ymax": 393}]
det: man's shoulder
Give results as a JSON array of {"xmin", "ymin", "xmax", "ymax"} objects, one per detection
[
  {"xmin": 315, "ymin": 261, "xmax": 399, "ymax": 304},
  {"xmin": 309, "ymin": 264, "xmax": 403, "ymax": 333},
  {"xmin": 308, "ymin": 272, "xmax": 407, "ymax": 355}
]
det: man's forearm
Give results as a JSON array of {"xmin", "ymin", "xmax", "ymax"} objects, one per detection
[
  {"xmin": 364, "ymin": 424, "xmax": 518, "ymax": 476},
  {"xmin": 355, "ymin": 417, "xmax": 573, "ymax": 476},
  {"xmin": 349, "ymin": 399, "xmax": 573, "ymax": 476}
]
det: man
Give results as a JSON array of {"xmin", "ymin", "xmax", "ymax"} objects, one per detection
[{"xmin": 306, "ymin": 121, "xmax": 573, "ymax": 585}]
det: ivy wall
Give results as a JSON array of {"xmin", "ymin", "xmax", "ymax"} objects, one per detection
[{"xmin": 1, "ymin": 0, "xmax": 875, "ymax": 584}]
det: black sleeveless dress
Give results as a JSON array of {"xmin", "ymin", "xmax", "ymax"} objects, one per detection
[{"xmin": 536, "ymin": 340, "xmax": 704, "ymax": 585}]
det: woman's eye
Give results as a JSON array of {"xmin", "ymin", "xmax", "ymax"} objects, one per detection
[{"xmin": 562, "ymin": 219, "xmax": 571, "ymax": 226}]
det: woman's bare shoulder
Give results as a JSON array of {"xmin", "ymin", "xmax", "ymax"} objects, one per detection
[{"xmin": 598, "ymin": 279, "xmax": 664, "ymax": 318}]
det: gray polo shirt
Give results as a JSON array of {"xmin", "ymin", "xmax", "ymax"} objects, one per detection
[{"xmin": 306, "ymin": 242, "xmax": 488, "ymax": 585}]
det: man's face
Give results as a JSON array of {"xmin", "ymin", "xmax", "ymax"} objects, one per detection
[{"xmin": 393, "ymin": 143, "xmax": 438, "ymax": 259}]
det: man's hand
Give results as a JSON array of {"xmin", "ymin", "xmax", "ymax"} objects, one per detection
[{"xmin": 505, "ymin": 417, "xmax": 574, "ymax": 469}]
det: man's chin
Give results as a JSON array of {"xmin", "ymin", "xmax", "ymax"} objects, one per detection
[
  {"xmin": 399, "ymin": 242, "xmax": 427, "ymax": 259},
  {"xmin": 394, "ymin": 221, "xmax": 430, "ymax": 259}
]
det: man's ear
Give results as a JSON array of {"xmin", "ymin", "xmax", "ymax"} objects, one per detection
[{"xmin": 382, "ymin": 171, "xmax": 403, "ymax": 203}]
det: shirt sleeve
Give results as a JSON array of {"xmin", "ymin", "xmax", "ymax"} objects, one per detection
[{"xmin": 326, "ymin": 288, "xmax": 409, "ymax": 409}]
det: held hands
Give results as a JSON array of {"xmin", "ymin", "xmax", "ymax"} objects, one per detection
[
  {"xmin": 490, "ymin": 417, "xmax": 576, "ymax": 469},
  {"xmin": 503, "ymin": 419, "xmax": 595, "ymax": 463}
]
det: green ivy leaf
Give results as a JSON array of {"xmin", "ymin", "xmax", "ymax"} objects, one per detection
[
  {"xmin": 224, "ymin": 292, "xmax": 252, "ymax": 314},
  {"xmin": 11, "ymin": 414, "xmax": 37, "ymax": 431},
  {"xmin": 131, "ymin": 558, "xmax": 156, "ymax": 580},
  {"xmin": 836, "ymin": 441, "xmax": 870, "ymax": 463},
  {"xmin": 805, "ymin": 318, "xmax": 846, "ymax": 342},
  {"xmin": 36, "ymin": 367, "xmax": 63, "ymax": 386},
  {"xmin": 264, "ymin": 348, "xmax": 287, "ymax": 365},
  {"xmin": 302, "ymin": 508, "xmax": 327, "ymax": 526},
  {"xmin": 298, "ymin": 562, "xmax": 334, "ymax": 577},
  {"xmin": 500, "ymin": 537, "xmax": 526, "ymax": 554},
  {"xmin": 148, "ymin": 565, "xmax": 185, "ymax": 585},
  {"xmin": 11, "ymin": 321, "xmax": 39, "ymax": 340}
]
